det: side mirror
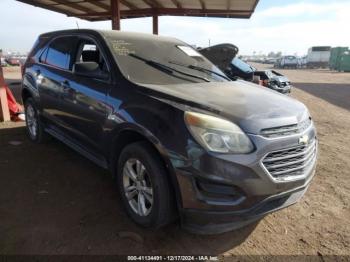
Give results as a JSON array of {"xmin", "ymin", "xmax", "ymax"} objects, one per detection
[{"xmin": 73, "ymin": 62, "xmax": 109, "ymax": 80}]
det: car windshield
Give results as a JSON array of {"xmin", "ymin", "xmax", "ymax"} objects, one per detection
[
  {"xmin": 231, "ymin": 57, "xmax": 254, "ymax": 73},
  {"xmin": 103, "ymin": 31, "xmax": 227, "ymax": 85}
]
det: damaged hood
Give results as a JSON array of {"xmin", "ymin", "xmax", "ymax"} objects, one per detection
[
  {"xmin": 198, "ymin": 44, "xmax": 238, "ymax": 72},
  {"xmin": 270, "ymin": 75, "xmax": 290, "ymax": 84},
  {"xmin": 264, "ymin": 70, "xmax": 290, "ymax": 84},
  {"xmin": 141, "ymin": 80, "xmax": 307, "ymax": 134}
]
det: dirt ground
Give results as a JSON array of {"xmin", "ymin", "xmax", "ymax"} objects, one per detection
[{"xmin": 0, "ymin": 66, "xmax": 349, "ymax": 258}]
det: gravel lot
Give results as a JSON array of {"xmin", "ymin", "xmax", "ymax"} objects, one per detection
[{"xmin": 0, "ymin": 66, "xmax": 349, "ymax": 258}]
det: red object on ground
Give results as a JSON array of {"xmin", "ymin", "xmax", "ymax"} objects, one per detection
[
  {"xmin": 4, "ymin": 85, "xmax": 22, "ymax": 115},
  {"xmin": 0, "ymin": 66, "xmax": 22, "ymax": 121},
  {"xmin": 262, "ymin": 79, "xmax": 269, "ymax": 87}
]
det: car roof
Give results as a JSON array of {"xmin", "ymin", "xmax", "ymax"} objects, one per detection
[{"xmin": 39, "ymin": 29, "xmax": 183, "ymax": 44}]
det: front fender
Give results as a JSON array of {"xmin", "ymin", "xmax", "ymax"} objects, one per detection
[{"xmin": 105, "ymin": 92, "xmax": 192, "ymax": 209}]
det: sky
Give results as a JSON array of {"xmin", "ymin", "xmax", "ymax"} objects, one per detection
[{"xmin": 0, "ymin": 0, "xmax": 349, "ymax": 56}]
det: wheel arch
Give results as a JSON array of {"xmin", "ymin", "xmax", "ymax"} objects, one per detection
[
  {"xmin": 109, "ymin": 123, "xmax": 183, "ymax": 212},
  {"xmin": 21, "ymin": 87, "xmax": 32, "ymax": 103},
  {"xmin": 21, "ymin": 73, "xmax": 40, "ymax": 104}
]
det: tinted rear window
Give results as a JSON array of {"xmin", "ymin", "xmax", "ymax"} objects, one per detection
[{"xmin": 45, "ymin": 36, "xmax": 78, "ymax": 70}]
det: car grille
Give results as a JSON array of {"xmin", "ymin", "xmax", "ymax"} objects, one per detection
[
  {"xmin": 260, "ymin": 118, "xmax": 312, "ymax": 138},
  {"xmin": 280, "ymin": 82, "xmax": 290, "ymax": 87},
  {"xmin": 262, "ymin": 138, "xmax": 317, "ymax": 180}
]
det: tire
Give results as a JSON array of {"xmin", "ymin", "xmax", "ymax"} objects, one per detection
[
  {"xmin": 117, "ymin": 141, "xmax": 175, "ymax": 228},
  {"xmin": 24, "ymin": 98, "xmax": 47, "ymax": 143}
]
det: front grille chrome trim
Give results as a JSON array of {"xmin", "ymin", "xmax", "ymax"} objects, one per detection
[
  {"xmin": 268, "ymin": 151, "xmax": 316, "ymax": 176},
  {"xmin": 261, "ymin": 138, "xmax": 317, "ymax": 182},
  {"xmin": 261, "ymin": 126, "xmax": 299, "ymax": 136},
  {"xmin": 260, "ymin": 118, "xmax": 312, "ymax": 138},
  {"xmin": 265, "ymin": 147, "xmax": 315, "ymax": 170},
  {"xmin": 263, "ymin": 139, "xmax": 316, "ymax": 163}
]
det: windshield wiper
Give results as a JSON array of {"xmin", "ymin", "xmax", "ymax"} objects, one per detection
[
  {"xmin": 169, "ymin": 61, "xmax": 232, "ymax": 81},
  {"xmin": 129, "ymin": 54, "xmax": 210, "ymax": 82}
]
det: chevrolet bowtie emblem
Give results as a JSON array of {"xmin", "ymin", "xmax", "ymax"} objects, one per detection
[{"xmin": 299, "ymin": 135, "xmax": 309, "ymax": 145}]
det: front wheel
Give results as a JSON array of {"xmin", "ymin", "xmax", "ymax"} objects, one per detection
[{"xmin": 117, "ymin": 142, "xmax": 175, "ymax": 228}]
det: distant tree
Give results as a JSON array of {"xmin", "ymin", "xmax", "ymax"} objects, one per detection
[{"xmin": 267, "ymin": 51, "xmax": 283, "ymax": 58}]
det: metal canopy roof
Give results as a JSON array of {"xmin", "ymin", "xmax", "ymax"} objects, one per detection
[{"xmin": 17, "ymin": 0, "xmax": 259, "ymax": 21}]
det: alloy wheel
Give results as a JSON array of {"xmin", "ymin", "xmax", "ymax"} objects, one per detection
[
  {"xmin": 26, "ymin": 104, "xmax": 38, "ymax": 139},
  {"xmin": 122, "ymin": 158, "xmax": 154, "ymax": 216}
]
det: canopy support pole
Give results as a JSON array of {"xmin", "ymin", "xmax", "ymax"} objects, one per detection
[
  {"xmin": 0, "ymin": 66, "xmax": 10, "ymax": 122},
  {"xmin": 153, "ymin": 14, "xmax": 158, "ymax": 35},
  {"xmin": 111, "ymin": 0, "xmax": 121, "ymax": 30}
]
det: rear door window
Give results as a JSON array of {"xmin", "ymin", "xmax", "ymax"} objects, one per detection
[{"xmin": 44, "ymin": 36, "xmax": 78, "ymax": 70}]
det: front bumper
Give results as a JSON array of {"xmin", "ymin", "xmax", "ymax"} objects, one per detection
[
  {"xmin": 173, "ymin": 123, "xmax": 317, "ymax": 234},
  {"xmin": 181, "ymin": 183, "xmax": 311, "ymax": 234},
  {"xmin": 269, "ymin": 84, "xmax": 292, "ymax": 94}
]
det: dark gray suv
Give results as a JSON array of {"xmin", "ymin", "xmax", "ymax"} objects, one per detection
[{"xmin": 22, "ymin": 29, "xmax": 317, "ymax": 234}]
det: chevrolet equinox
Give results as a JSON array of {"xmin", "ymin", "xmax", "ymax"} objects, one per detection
[{"xmin": 22, "ymin": 30, "xmax": 317, "ymax": 234}]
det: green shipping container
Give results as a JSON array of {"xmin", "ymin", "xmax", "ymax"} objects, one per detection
[
  {"xmin": 330, "ymin": 47, "xmax": 348, "ymax": 70},
  {"xmin": 339, "ymin": 53, "xmax": 350, "ymax": 72}
]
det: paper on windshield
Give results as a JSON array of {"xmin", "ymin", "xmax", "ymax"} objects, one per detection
[
  {"xmin": 111, "ymin": 40, "xmax": 135, "ymax": 56},
  {"xmin": 177, "ymin": 46, "xmax": 202, "ymax": 57}
]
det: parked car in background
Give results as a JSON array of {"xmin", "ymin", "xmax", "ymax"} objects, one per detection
[
  {"xmin": 262, "ymin": 58, "xmax": 278, "ymax": 64},
  {"xmin": 199, "ymin": 44, "xmax": 292, "ymax": 94},
  {"xmin": 254, "ymin": 70, "xmax": 292, "ymax": 94},
  {"xmin": 274, "ymin": 56, "xmax": 298, "ymax": 69},
  {"xmin": 298, "ymin": 56, "xmax": 307, "ymax": 68},
  {"xmin": 230, "ymin": 56, "xmax": 255, "ymax": 80},
  {"xmin": 5, "ymin": 56, "xmax": 21, "ymax": 66},
  {"xmin": 306, "ymin": 46, "xmax": 331, "ymax": 68},
  {"xmin": 22, "ymin": 30, "xmax": 317, "ymax": 234}
]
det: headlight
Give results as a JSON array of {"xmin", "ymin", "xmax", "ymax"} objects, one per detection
[{"xmin": 184, "ymin": 112, "xmax": 254, "ymax": 154}]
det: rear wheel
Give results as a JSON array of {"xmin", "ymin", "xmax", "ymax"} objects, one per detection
[
  {"xmin": 24, "ymin": 98, "xmax": 47, "ymax": 143},
  {"xmin": 117, "ymin": 142, "xmax": 175, "ymax": 228}
]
